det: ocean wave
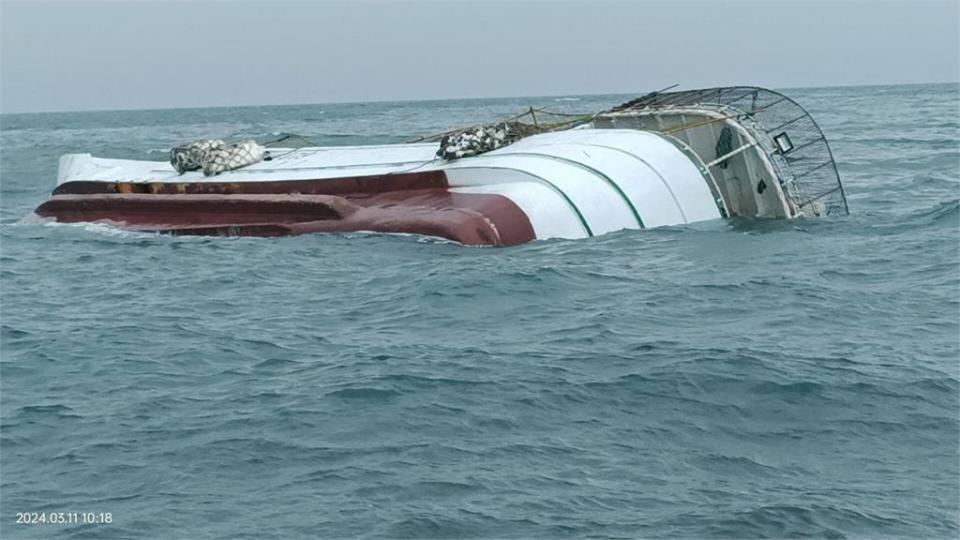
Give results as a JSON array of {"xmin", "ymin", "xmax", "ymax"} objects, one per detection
[{"xmin": 2, "ymin": 83, "xmax": 958, "ymax": 539}]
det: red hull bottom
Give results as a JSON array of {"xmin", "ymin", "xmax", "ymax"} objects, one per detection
[{"xmin": 35, "ymin": 174, "xmax": 537, "ymax": 246}]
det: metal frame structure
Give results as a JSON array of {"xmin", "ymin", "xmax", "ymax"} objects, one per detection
[{"xmin": 603, "ymin": 86, "xmax": 848, "ymax": 216}]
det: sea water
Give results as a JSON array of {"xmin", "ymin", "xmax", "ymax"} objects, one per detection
[{"xmin": 1, "ymin": 84, "xmax": 958, "ymax": 538}]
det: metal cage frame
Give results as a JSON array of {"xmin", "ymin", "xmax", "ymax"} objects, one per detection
[{"xmin": 605, "ymin": 86, "xmax": 848, "ymax": 216}]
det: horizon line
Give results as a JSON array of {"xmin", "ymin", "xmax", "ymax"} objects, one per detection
[{"xmin": 2, "ymin": 80, "xmax": 957, "ymax": 116}]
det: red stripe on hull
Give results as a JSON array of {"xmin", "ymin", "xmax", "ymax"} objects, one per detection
[{"xmin": 36, "ymin": 173, "xmax": 536, "ymax": 246}]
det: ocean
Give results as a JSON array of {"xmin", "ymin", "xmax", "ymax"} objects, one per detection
[{"xmin": 1, "ymin": 83, "xmax": 957, "ymax": 539}]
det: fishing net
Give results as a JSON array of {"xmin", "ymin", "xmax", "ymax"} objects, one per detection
[
  {"xmin": 170, "ymin": 139, "xmax": 267, "ymax": 176},
  {"xmin": 414, "ymin": 107, "xmax": 594, "ymax": 160},
  {"xmin": 437, "ymin": 122, "xmax": 528, "ymax": 159}
]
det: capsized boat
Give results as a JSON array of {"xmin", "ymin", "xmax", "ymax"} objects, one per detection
[{"xmin": 33, "ymin": 87, "xmax": 848, "ymax": 246}]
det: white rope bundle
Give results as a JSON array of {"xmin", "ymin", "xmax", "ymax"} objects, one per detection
[{"xmin": 170, "ymin": 139, "xmax": 266, "ymax": 176}]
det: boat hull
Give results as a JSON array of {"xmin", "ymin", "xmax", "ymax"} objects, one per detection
[{"xmin": 35, "ymin": 129, "xmax": 727, "ymax": 246}]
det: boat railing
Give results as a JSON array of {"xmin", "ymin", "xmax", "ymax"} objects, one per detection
[{"xmin": 604, "ymin": 86, "xmax": 848, "ymax": 216}]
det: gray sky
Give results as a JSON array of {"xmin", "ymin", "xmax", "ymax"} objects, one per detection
[{"xmin": 1, "ymin": 0, "xmax": 957, "ymax": 113}]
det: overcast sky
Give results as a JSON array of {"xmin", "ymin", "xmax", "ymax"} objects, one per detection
[{"xmin": 1, "ymin": 0, "xmax": 957, "ymax": 113}]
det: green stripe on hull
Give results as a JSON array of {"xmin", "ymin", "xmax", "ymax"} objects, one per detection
[
  {"xmin": 448, "ymin": 165, "xmax": 594, "ymax": 237},
  {"xmin": 492, "ymin": 151, "xmax": 645, "ymax": 229},
  {"xmin": 656, "ymin": 134, "xmax": 729, "ymax": 218}
]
